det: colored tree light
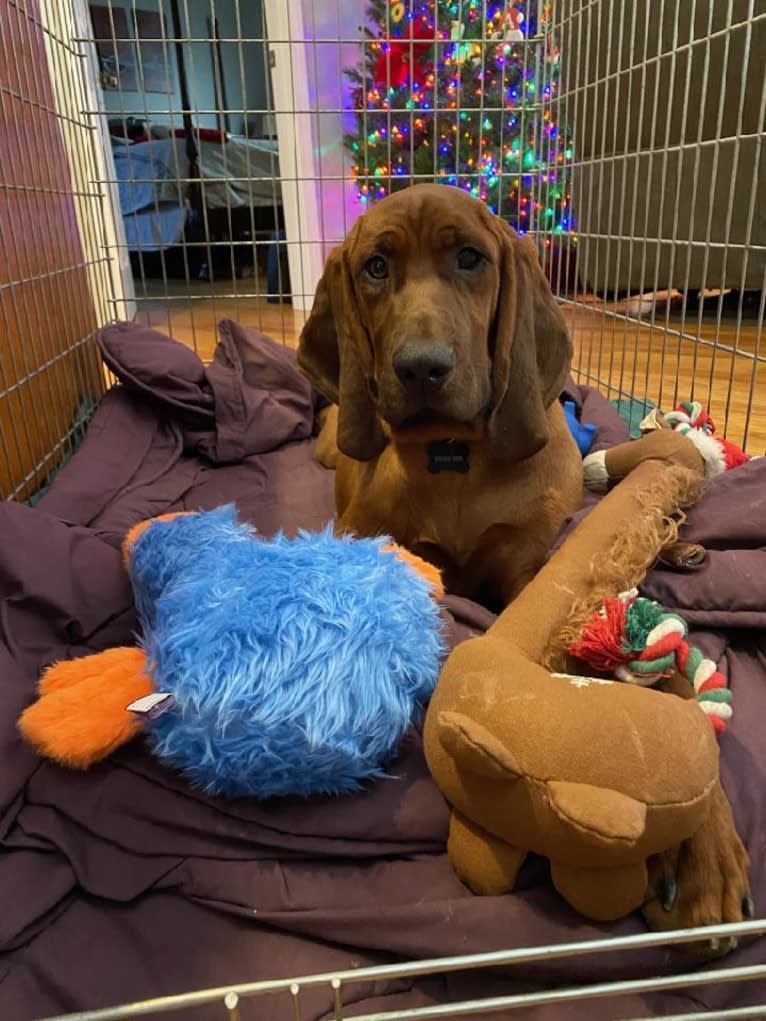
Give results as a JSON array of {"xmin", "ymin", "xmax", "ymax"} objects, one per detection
[{"xmin": 344, "ymin": 1, "xmax": 575, "ymax": 237}]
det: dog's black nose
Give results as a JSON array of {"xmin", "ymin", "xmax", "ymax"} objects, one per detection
[{"xmin": 393, "ymin": 343, "xmax": 455, "ymax": 391}]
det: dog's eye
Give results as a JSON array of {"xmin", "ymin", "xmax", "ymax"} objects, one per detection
[
  {"xmin": 364, "ymin": 255, "xmax": 388, "ymax": 280},
  {"xmin": 457, "ymin": 247, "xmax": 483, "ymax": 270}
]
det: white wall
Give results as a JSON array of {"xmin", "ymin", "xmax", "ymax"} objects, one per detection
[
  {"xmin": 97, "ymin": 0, "xmax": 186, "ymax": 128},
  {"xmin": 301, "ymin": 0, "xmax": 369, "ymax": 245},
  {"xmin": 264, "ymin": 0, "xmax": 368, "ymax": 310},
  {"xmin": 97, "ymin": 0, "xmax": 269, "ymax": 134}
]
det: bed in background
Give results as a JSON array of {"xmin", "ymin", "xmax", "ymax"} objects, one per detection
[
  {"xmin": 0, "ymin": 321, "xmax": 764, "ymax": 1019},
  {"xmin": 111, "ymin": 130, "xmax": 284, "ymax": 281}
]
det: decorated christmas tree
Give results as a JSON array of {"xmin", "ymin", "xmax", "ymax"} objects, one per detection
[{"xmin": 344, "ymin": 1, "xmax": 574, "ymax": 246}]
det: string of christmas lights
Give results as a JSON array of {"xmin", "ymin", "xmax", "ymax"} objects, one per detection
[{"xmin": 344, "ymin": 0, "xmax": 574, "ymax": 241}]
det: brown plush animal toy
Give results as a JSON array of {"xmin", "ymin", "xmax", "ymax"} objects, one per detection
[{"xmin": 424, "ymin": 432, "xmax": 721, "ymax": 921}]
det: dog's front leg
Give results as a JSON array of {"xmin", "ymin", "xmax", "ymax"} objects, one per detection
[{"xmin": 643, "ymin": 670, "xmax": 753, "ymax": 957}]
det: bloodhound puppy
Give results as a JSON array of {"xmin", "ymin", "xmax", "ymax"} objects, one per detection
[
  {"xmin": 297, "ymin": 183, "xmax": 752, "ymax": 946},
  {"xmin": 298, "ymin": 183, "xmax": 583, "ymax": 609}
]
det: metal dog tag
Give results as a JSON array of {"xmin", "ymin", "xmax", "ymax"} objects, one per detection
[{"xmin": 427, "ymin": 439, "xmax": 470, "ymax": 474}]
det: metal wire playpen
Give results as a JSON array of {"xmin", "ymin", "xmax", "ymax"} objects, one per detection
[
  {"xmin": 32, "ymin": 922, "xmax": 766, "ymax": 1020},
  {"xmin": 1, "ymin": 0, "xmax": 765, "ymax": 1016}
]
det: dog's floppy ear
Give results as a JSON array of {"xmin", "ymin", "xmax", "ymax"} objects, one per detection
[
  {"xmin": 297, "ymin": 239, "xmax": 387, "ymax": 462},
  {"xmin": 485, "ymin": 219, "xmax": 572, "ymax": 463}
]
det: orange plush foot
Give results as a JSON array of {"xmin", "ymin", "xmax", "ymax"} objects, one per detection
[
  {"xmin": 19, "ymin": 647, "xmax": 152, "ymax": 768},
  {"xmin": 37, "ymin": 654, "xmax": 103, "ymax": 697},
  {"xmin": 122, "ymin": 510, "xmax": 197, "ymax": 569},
  {"xmin": 382, "ymin": 543, "xmax": 444, "ymax": 600}
]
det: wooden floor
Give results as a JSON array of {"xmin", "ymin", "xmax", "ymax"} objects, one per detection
[
  {"xmin": 135, "ymin": 277, "xmax": 766, "ymax": 455},
  {"xmin": 566, "ymin": 301, "xmax": 765, "ymax": 455},
  {"xmin": 134, "ymin": 277, "xmax": 305, "ymax": 359}
]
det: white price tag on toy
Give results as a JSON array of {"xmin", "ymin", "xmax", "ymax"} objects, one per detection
[{"xmin": 126, "ymin": 691, "xmax": 175, "ymax": 719}]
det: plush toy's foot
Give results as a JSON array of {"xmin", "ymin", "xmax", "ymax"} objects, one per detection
[
  {"xmin": 448, "ymin": 809, "xmax": 527, "ymax": 896},
  {"xmin": 551, "ymin": 860, "xmax": 648, "ymax": 921},
  {"xmin": 122, "ymin": 511, "xmax": 197, "ymax": 569},
  {"xmin": 19, "ymin": 647, "xmax": 152, "ymax": 768}
]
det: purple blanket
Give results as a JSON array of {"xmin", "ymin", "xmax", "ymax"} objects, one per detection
[{"xmin": 1, "ymin": 321, "xmax": 764, "ymax": 1020}]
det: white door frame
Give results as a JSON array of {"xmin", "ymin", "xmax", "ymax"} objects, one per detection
[{"xmin": 262, "ymin": 0, "xmax": 326, "ymax": 313}]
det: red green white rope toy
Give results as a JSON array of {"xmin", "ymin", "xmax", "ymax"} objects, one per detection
[
  {"xmin": 569, "ymin": 588, "xmax": 733, "ymax": 734},
  {"xmin": 664, "ymin": 400, "xmax": 749, "ymax": 477}
]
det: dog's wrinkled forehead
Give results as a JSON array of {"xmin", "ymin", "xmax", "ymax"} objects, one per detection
[{"xmin": 350, "ymin": 184, "xmax": 500, "ymax": 266}]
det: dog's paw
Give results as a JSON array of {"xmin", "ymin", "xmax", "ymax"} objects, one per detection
[{"xmin": 643, "ymin": 783, "xmax": 752, "ymax": 958}]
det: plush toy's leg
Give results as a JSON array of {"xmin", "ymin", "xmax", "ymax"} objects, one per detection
[
  {"xmin": 448, "ymin": 809, "xmax": 527, "ymax": 896},
  {"xmin": 583, "ymin": 430, "xmax": 704, "ymax": 494},
  {"xmin": 19, "ymin": 647, "xmax": 152, "ymax": 768},
  {"xmin": 551, "ymin": 860, "xmax": 648, "ymax": 922},
  {"xmin": 122, "ymin": 511, "xmax": 197, "ymax": 569}
]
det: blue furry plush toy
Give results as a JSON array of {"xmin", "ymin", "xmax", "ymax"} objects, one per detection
[{"xmin": 20, "ymin": 506, "xmax": 446, "ymax": 800}]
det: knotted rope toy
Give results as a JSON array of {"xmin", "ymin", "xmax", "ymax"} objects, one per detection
[
  {"xmin": 661, "ymin": 400, "xmax": 749, "ymax": 477},
  {"xmin": 570, "ymin": 588, "xmax": 733, "ymax": 734}
]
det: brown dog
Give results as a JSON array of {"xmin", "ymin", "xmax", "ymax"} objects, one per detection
[
  {"xmin": 298, "ymin": 183, "xmax": 751, "ymax": 947},
  {"xmin": 299, "ymin": 183, "xmax": 582, "ymax": 608}
]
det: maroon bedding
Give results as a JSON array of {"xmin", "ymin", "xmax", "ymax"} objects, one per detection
[{"xmin": 1, "ymin": 320, "xmax": 764, "ymax": 1020}]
